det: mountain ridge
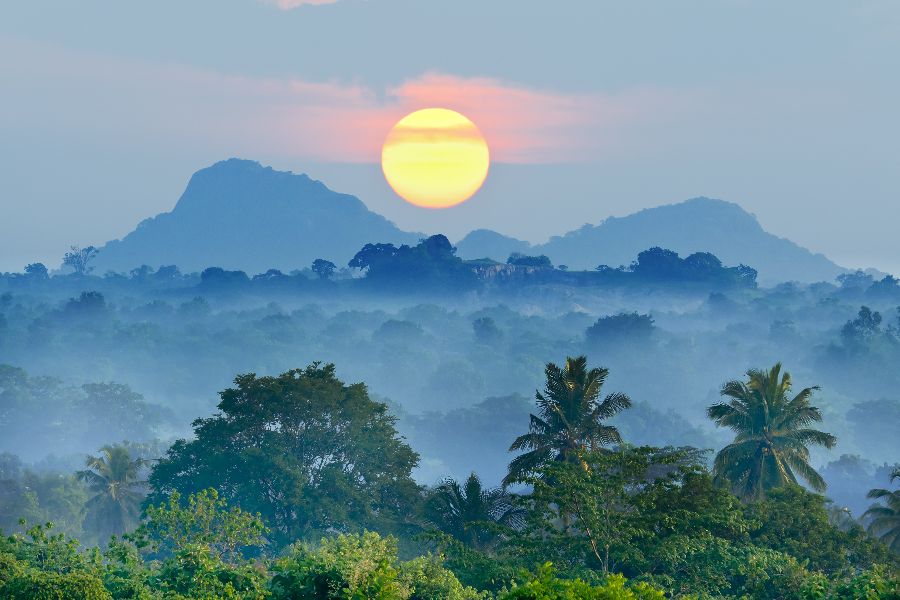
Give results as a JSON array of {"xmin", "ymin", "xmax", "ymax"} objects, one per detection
[
  {"xmin": 457, "ymin": 196, "xmax": 843, "ymax": 283},
  {"xmin": 94, "ymin": 159, "xmax": 423, "ymax": 274},
  {"xmin": 94, "ymin": 159, "xmax": 845, "ymax": 283}
]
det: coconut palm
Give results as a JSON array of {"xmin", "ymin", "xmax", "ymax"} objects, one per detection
[
  {"xmin": 425, "ymin": 472, "xmax": 524, "ymax": 550},
  {"xmin": 863, "ymin": 466, "xmax": 900, "ymax": 553},
  {"xmin": 76, "ymin": 444, "xmax": 146, "ymax": 541},
  {"xmin": 504, "ymin": 356, "xmax": 631, "ymax": 486},
  {"xmin": 707, "ymin": 363, "xmax": 836, "ymax": 500}
]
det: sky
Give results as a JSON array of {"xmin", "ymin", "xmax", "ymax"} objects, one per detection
[{"xmin": 1, "ymin": 0, "xmax": 898, "ymax": 274}]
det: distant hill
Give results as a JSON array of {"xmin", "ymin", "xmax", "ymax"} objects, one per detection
[
  {"xmin": 94, "ymin": 159, "xmax": 422, "ymax": 274},
  {"xmin": 455, "ymin": 229, "xmax": 531, "ymax": 262},
  {"xmin": 459, "ymin": 197, "xmax": 844, "ymax": 284},
  {"xmin": 95, "ymin": 161, "xmax": 844, "ymax": 284}
]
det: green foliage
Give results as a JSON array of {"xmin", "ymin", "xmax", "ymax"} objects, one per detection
[
  {"xmin": 132, "ymin": 488, "xmax": 268, "ymax": 562},
  {"xmin": 585, "ymin": 313, "xmax": 655, "ymax": 346},
  {"xmin": 746, "ymin": 485, "xmax": 890, "ymax": 573},
  {"xmin": 707, "ymin": 363, "xmax": 836, "ymax": 499},
  {"xmin": 77, "ymin": 444, "xmax": 147, "ymax": 543},
  {"xmin": 100, "ymin": 538, "xmax": 158, "ymax": 600},
  {"xmin": 270, "ymin": 532, "xmax": 408, "ymax": 599},
  {"xmin": 507, "ymin": 254, "xmax": 553, "ymax": 268},
  {"xmin": 0, "ymin": 366, "xmax": 169, "ymax": 462},
  {"xmin": 3, "ymin": 568, "xmax": 112, "ymax": 600},
  {"xmin": 398, "ymin": 555, "xmax": 485, "ymax": 600},
  {"xmin": 349, "ymin": 235, "xmax": 478, "ymax": 291},
  {"xmin": 62, "ymin": 245, "xmax": 99, "ymax": 276},
  {"xmin": 147, "ymin": 364, "xmax": 421, "ymax": 548},
  {"xmin": 517, "ymin": 447, "xmax": 690, "ymax": 576},
  {"xmin": 311, "ymin": 259, "xmax": 337, "ymax": 280},
  {"xmin": 271, "ymin": 531, "xmax": 481, "ymax": 600},
  {"xmin": 424, "ymin": 473, "xmax": 523, "ymax": 550},
  {"xmin": 419, "ymin": 531, "xmax": 519, "ymax": 594},
  {"xmin": 497, "ymin": 563, "xmax": 665, "ymax": 600},
  {"xmin": 0, "ymin": 523, "xmax": 110, "ymax": 599},
  {"xmin": 505, "ymin": 356, "xmax": 631, "ymax": 486},
  {"xmin": 153, "ymin": 544, "xmax": 269, "ymax": 600},
  {"xmin": 864, "ymin": 467, "xmax": 900, "ymax": 554},
  {"xmin": 2, "ymin": 521, "xmax": 103, "ymax": 574},
  {"xmin": 0, "ymin": 455, "xmax": 88, "ymax": 537}
]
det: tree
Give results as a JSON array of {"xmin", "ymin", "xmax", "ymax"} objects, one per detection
[
  {"xmin": 472, "ymin": 317, "xmax": 502, "ymax": 344},
  {"xmin": 507, "ymin": 253, "xmax": 552, "ymax": 268},
  {"xmin": 348, "ymin": 235, "xmax": 478, "ymax": 290},
  {"xmin": 270, "ymin": 531, "xmax": 481, "ymax": 600},
  {"xmin": 863, "ymin": 467, "xmax": 900, "ymax": 553},
  {"xmin": 505, "ymin": 356, "xmax": 631, "ymax": 486},
  {"xmin": 147, "ymin": 363, "xmax": 421, "ymax": 548},
  {"xmin": 62, "ymin": 245, "xmax": 99, "ymax": 276},
  {"xmin": 707, "ymin": 363, "xmax": 837, "ymax": 499},
  {"xmin": 424, "ymin": 473, "xmax": 524, "ymax": 550},
  {"xmin": 497, "ymin": 562, "xmax": 665, "ymax": 600},
  {"xmin": 311, "ymin": 258, "xmax": 337, "ymax": 280},
  {"xmin": 131, "ymin": 488, "xmax": 267, "ymax": 562},
  {"xmin": 23, "ymin": 263, "xmax": 48, "ymax": 280},
  {"xmin": 631, "ymin": 247, "xmax": 682, "ymax": 279},
  {"xmin": 746, "ymin": 484, "xmax": 890, "ymax": 573},
  {"xmin": 76, "ymin": 445, "xmax": 146, "ymax": 543},
  {"xmin": 841, "ymin": 306, "xmax": 884, "ymax": 347},
  {"xmin": 519, "ymin": 449, "xmax": 652, "ymax": 575},
  {"xmin": 585, "ymin": 313, "xmax": 654, "ymax": 345},
  {"xmin": 77, "ymin": 382, "xmax": 167, "ymax": 448}
]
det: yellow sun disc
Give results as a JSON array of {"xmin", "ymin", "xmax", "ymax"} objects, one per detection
[{"xmin": 381, "ymin": 108, "xmax": 490, "ymax": 209}]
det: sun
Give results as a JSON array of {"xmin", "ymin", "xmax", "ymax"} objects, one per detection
[{"xmin": 381, "ymin": 108, "xmax": 490, "ymax": 209}]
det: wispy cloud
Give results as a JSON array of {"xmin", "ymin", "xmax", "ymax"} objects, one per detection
[
  {"xmin": 258, "ymin": 0, "xmax": 340, "ymax": 9},
  {"xmin": 0, "ymin": 36, "xmax": 692, "ymax": 164}
]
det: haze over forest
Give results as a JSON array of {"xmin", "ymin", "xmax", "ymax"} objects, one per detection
[{"xmin": 2, "ymin": 2, "xmax": 899, "ymax": 598}]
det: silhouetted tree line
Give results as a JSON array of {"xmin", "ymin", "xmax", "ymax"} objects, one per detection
[{"xmin": 2, "ymin": 237, "xmax": 770, "ymax": 296}]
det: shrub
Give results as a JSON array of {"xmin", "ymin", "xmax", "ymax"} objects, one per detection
[
  {"xmin": 498, "ymin": 563, "xmax": 665, "ymax": 600},
  {"xmin": 270, "ymin": 532, "xmax": 407, "ymax": 600},
  {"xmin": 4, "ymin": 569, "xmax": 112, "ymax": 600}
]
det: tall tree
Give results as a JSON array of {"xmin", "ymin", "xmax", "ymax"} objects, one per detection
[
  {"xmin": 147, "ymin": 363, "xmax": 420, "ymax": 548},
  {"xmin": 863, "ymin": 466, "xmax": 900, "ymax": 554},
  {"xmin": 62, "ymin": 245, "xmax": 99, "ymax": 276},
  {"xmin": 76, "ymin": 444, "xmax": 146, "ymax": 542},
  {"xmin": 504, "ymin": 356, "xmax": 631, "ymax": 486},
  {"xmin": 707, "ymin": 363, "xmax": 836, "ymax": 499},
  {"xmin": 311, "ymin": 258, "xmax": 337, "ymax": 280},
  {"xmin": 424, "ymin": 472, "xmax": 524, "ymax": 550}
]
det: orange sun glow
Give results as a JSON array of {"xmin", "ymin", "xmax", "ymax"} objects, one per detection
[{"xmin": 381, "ymin": 108, "xmax": 490, "ymax": 209}]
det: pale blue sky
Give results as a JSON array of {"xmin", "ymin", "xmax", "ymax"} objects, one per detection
[{"xmin": 1, "ymin": 0, "xmax": 898, "ymax": 274}]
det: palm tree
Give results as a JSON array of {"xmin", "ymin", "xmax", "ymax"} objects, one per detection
[
  {"xmin": 707, "ymin": 363, "xmax": 836, "ymax": 500},
  {"xmin": 424, "ymin": 472, "xmax": 524, "ymax": 550},
  {"xmin": 863, "ymin": 466, "xmax": 900, "ymax": 553},
  {"xmin": 504, "ymin": 356, "xmax": 631, "ymax": 486},
  {"xmin": 76, "ymin": 444, "xmax": 146, "ymax": 541}
]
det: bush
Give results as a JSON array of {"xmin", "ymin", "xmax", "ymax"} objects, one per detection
[
  {"xmin": 154, "ymin": 544, "xmax": 269, "ymax": 600},
  {"xmin": 4, "ymin": 569, "xmax": 112, "ymax": 600},
  {"xmin": 270, "ymin": 531, "xmax": 480, "ymax": 600},
  {"xmin": 399, "ymin": 555, "xmax": 484, "ymax": 600},
  {"xmin": 497, "ymin": 563, "xmax": 665, "ymax": 600},
  {"xmin": 270, "ymin": 532, "xmax": 407, "ymax": 600}
]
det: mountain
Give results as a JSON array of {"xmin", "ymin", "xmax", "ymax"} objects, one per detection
[
  {"xmin": 455, "ymin": 229, "xmax": 531, "ymax": 262},
  {"xmin": 95, "ymin": 161, "xmax": 844, "ymax": 284},
  {"xmin": 94, "ymin": 159, "xmax": 422, "ymax": 274},
  {"xmin": 457, "ymin": 198, "xmax": 844, "ymax": 284}
]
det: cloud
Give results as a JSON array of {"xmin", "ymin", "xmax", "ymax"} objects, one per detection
[{"xmin": 0, "ymin": 36, "xmax": 691, "ymax": 165}]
